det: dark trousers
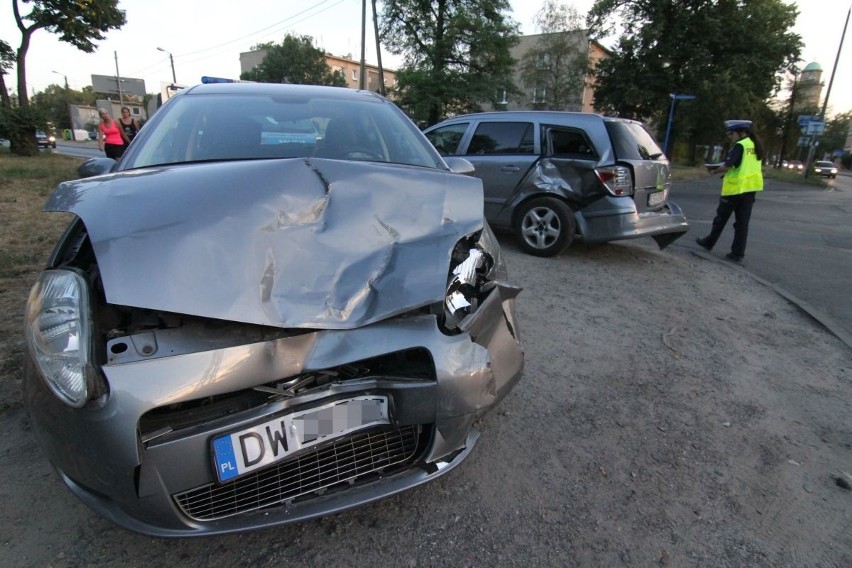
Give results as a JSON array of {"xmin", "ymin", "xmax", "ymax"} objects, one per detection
[{"xmin": 703, "ymin": 192, "xmax": 756, "ymax": 257}]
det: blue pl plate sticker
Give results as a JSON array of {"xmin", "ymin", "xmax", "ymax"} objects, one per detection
[{"xmin": 213, "ymin": 436, "xmax": 239, "ymax": 482}]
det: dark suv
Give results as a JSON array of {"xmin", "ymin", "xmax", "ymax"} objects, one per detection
[{"xmin": 425, "ymin": 112, "xmax": 689, "ymax": 256}]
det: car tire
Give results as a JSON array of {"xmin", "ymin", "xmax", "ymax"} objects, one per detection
[{"xmin": 515, "ymin": 197, "xmax": 576, "ymax": 257}]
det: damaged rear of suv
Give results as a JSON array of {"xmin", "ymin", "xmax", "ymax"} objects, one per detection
[{"xmin": 424, "ymin": 111, "xmax": 689, "ymax": 256}]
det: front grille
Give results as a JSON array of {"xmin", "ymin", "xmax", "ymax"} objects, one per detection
[{"xmin": 174, "ymin": 425, "xmax": 426, "ymax": 521}]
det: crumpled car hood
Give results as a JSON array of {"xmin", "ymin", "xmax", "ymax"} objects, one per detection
[{"xmin": 45, "ymin": 158, "xmax": 484, "ymax": 329}]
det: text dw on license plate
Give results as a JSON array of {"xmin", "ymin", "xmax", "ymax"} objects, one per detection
[{"xmin": 212, "ymin": 395, "xmax": 389, "ymax": 482}]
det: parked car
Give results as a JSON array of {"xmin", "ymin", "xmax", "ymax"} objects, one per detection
[
  {"xmin": 35, "ymin": 130, "xmax": 56, "ymax": 148},
  {"xmin": 813, "ymin": 160, "xmax": 838, "ymax": 178},
  {"xmin": 24, "ymin": 83, "xmax": 524, "ymax": 537},
  {"xmin": 424, "ymin": 112, "xmax": 688, "ymax": 256}
]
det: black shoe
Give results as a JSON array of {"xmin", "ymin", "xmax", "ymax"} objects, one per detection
[
  {"xmin": 695, "ymin": 237, "xmax": 712, "ymax": 251},
  {"xmin": 724, "ymin": 253, "xmax": 743, "ymax": 262}
]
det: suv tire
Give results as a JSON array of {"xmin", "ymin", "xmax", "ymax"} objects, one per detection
[{"xmin": 515, "ymin": 197, "xmax": 575, "ymax": 257}]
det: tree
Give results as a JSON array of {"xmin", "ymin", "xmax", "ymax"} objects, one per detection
[
  {"xmin": 520, "ymin": 1, "xmax": 589, "ymax": 111},
  {"xmin": 30, "ymin": 84, "xmax": 97, "ymax": 131},
  {"xmin": 587, "ymin": 0, "xmax": 801, "ymax": 158},
  {"xmin": 0, "ymin": 40, "xmax": 13, "ymax": 106},
  {"xmin": 4, "ymin": 0, "xmax": 125, "ymax": 155},
  {"xmin": 816, "ymin": 111, "xmax": 852, "ymax": 161},
  {"xmin": 11, "ymin": 0, "xmax": 126, "ymax": 107},
  {"xmin": 380, "ymin": 0, "xmax": 520, "ymax": 125},
  {"xmin": 240, "ymin": 35, "xmax": 346, "ymax": 86}
]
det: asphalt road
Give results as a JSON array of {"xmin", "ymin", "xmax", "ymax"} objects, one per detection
[
  {"xmin": 670, "ymin": 171, "xmax": 852, "ymax": 346},
  {"xmin": 54, "ymin": 139, "xmax": 103, "ymax": 159}
]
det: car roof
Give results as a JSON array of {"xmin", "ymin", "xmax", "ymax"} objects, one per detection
[
  {"xmin": 179, "ymin": 82, "xmax": 385, "ymax": 103},
  {"xmin": 429, "ymin": 110, "xmax": 643, "ymax": 127}
]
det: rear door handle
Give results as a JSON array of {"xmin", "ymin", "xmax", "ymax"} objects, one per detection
[{"xmin": 500, "ymin": 166, "xmax": 520, "ymax": 173}]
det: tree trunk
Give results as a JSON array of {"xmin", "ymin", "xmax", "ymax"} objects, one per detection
[{"xmin": 9, "ymin": 127, "xmax": 38, "ymax": 156}]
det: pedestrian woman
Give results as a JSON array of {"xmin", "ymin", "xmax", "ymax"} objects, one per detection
[
  {"xmin": 98, "ymin": 109, "xmax": 129, "ymax": 160},
  {"xmin": 118, "ymin": 106, "xmax": 141, "ymax": 144},
  {"xmin": 696, "ymin": 119, "xmax": 765, "ymax": 262}
]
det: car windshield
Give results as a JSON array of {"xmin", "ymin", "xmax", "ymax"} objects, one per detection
[
  {"xmin": 123, "ymin": 91, "xmax": 442, "ymax": 170},
  {"xmin": 816, "ymin": 161, "xmax": 834, "ymax": 167}
]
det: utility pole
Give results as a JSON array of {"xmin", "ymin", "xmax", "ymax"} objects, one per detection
[
  {"xmin": 114, "ymin": 51, "xmax": 124, "ymax": 106},
  {"xmin": 359, "ymin": 0, "xmax": 367, "ymax": 90},
  {"xmin": 52, "ymin": 70, "xmax": 72, "ymax": 134},
  {"xmin": 804, "ymin": 4, "xmax": 849, "ymax": 178},
  {"xmin": 371, "ymin": 0, "xmax": 385, "ymax": 95},
  {"xmin": 157, "ymin": 47, "xmax": 177, "ymax": 84}
]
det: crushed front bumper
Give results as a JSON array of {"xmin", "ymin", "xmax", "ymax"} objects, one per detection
[{"xmin": 24, "ymin": 285, "xmax": 523, "ymax": 537}]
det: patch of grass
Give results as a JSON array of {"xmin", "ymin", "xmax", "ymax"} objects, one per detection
[
  {"xmin": 764, "ymin": 167, "xmax": 827, "ymax": 187},
  {"xmin": 670, "ymin": 165, "xmax": 708, "ymax": 182},
  {"xmin": 0, "ymin": 152, "xmax": 81, "ymax": 403},
  {"xmin": 0, "ymin": 251, "xmax": 44, "ymax": 278}
]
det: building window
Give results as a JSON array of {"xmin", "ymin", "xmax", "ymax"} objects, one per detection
[{"xmin": 352, "ymin": 69, "xmax": 358, "ymax": 81}]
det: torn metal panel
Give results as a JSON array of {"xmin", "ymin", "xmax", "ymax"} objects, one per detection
[{"xmin": 45, "ymin": 158, "xmax": 484, "ymax": 329}]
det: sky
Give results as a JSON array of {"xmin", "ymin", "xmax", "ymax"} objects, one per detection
[{"xmin": 2, "ymin": 0, "xmax": 851, "ymax": 117}]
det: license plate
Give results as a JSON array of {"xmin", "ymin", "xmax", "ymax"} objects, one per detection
[
  {"xmin": 648, "ymin": 190, "xmax": 667, "ymax": 207},
  {"xmin": 212, "ymin": 395, "xmax": 389, "ymax": 483}
]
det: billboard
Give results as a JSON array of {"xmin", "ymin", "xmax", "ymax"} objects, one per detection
[{"xmin": 91, "ymin": 74, "xmax": 147, "ymax": 97}]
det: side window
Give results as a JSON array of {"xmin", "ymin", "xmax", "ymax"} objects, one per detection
[
  {"xmin": 425, "ymin": 122, "xmax": 469, "ymax": 156},
  {"xmin": 466, "ymin": 122, "xmax": 534, "ymax": 155},
  {"xmin": 547, "ymin": 127, "xmax": 597, "ymax": 160}
]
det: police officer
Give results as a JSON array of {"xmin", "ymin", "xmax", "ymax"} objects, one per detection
[{"xmin": 696, "ymin": 119, "xmax": 765, "ymax": 262}]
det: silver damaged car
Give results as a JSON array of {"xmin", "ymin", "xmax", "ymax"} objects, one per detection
[{"xmin": 23, "ymin": 83, "xmax": 524, "ymax": 537}]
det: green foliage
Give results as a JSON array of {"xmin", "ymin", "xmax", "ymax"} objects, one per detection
[
  {"xmin": 9, "ymin": 0, "xmax": 126, "ymax": 108},
  {"xmin": 30, "ymin": 84, "xmax": 97, "ymax": 130},
  {"xmin": 380, "ymin": 0, "xmax": 520, "ymax": 125},
  {"xmin": 520, "ymin": 1, "xmax": 588, "ymax": 110},
  {"xmin": 240, "ymin": 35, "xmax": 347, "ymax": 86},
  {"xmin": 817, "ymin": 111, "xmax": 852, "ymax": 158},
  {"xmin": 19, "ymin": 0, "xmax": 126, "ymax": 53},
  {"xmin": 587, "ymin": 0, "xmax": 802, "ymax": 150},
  {"xmin": 0, "ymin": 105, "xmax": 48, "ymax": 156}
]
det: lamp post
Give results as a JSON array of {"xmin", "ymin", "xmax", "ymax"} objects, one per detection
[
  {"xmin": 157, "ymin": 47, "xmax": 177, "ymax": 84},
  {"xmin": 663, "ymin": 93, "xmax": 696, "ymax": 158}
]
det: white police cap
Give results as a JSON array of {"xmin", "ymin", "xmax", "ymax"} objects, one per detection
[{"xmin": 724, "ymin": 120, "xmax": 752, "ymax": 132}]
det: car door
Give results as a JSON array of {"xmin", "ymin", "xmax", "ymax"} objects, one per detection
[
  {"xmin": 537, "ymin": 125, "xmax": 602, "ymax": 205},
  {"xmin": 459, "ymin": 121, "xmax": 539, "ymax": 222}
]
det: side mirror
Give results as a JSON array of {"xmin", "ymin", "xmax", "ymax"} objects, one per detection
[
  {"xmin": 77, "ymin": 157, "xmax": 117, "ymax": 179},
  {"xmin": 443, "ymin": 157, "xmax": 475, "ymax": 176}
]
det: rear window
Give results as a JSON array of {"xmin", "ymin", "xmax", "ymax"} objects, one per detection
[{"xmin": 605, "ymin": 120, "xmax": 664, "ymax": 161}]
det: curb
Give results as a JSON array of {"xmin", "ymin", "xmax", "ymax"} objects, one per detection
[{"xmin": 690, "ymin": 250, "xmax": 852, "ymax": 351}]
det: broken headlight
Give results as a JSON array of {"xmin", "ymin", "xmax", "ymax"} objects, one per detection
[
  {"xmin": 443, "ymin": 224, "xmax": 505, "ymax": 330},
  {"xmin": 24, "ymin": 269, "xmax": 94, "ymax": 407}
]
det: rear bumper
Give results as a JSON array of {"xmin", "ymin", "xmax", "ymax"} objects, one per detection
[{"xmin": 576, "ymin": 196, "xmax": 689, "ymax": 249}]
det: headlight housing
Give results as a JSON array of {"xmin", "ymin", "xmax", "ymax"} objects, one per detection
[
  {"xmin": 24, "ymin": 269, "xmax": 94, "ymax": 407},
  {"xmin": 443, "ymin": 223, "xmax": 505, "ymax": 330}
]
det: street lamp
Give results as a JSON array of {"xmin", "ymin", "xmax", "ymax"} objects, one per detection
[
  {"xmin": 157, "ymin": 47, "xmax": 177, "ymax": 84},
  {"xmin": 663, "ymin": 93, "xmax": 696, "ymax": 158},
  {"xmin": 51, "ymin": 70, "xmax": 68, "ymax": 90}
]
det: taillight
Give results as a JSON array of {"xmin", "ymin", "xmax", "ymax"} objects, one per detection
[{"xmin": 596, "ymin": 165, "xmax": 633, "ymax": 196}]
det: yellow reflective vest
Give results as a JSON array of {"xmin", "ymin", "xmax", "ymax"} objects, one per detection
[{"xmin": 722, "ymin": 137, "xmax": 763, "ymax": 196}]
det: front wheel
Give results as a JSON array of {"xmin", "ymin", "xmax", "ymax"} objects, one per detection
[{"xmin": 515, "ymin": 197, "xmax": 576, "ymax": 257}]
